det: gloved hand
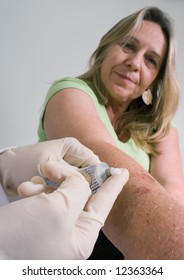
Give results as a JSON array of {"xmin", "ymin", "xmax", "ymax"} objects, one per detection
[
  {"xmin": 0, "ymin": 160, "xmax": 129, "ymax": 260},
  {"xmin": 0, "ymin": 137, "xmax": 100, "ymax": 195}
]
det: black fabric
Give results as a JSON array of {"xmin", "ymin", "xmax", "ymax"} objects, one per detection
[{"xmin": 88, "ymin": 230, "xmax": 124, "ymax": 260}]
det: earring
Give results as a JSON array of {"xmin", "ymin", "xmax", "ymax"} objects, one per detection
[{"xmin": 142, "ymin": 89, "xmax": 152, "ymax": 105}]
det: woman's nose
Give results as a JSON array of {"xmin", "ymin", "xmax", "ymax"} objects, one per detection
[{"xmin": 125, "ymin": 53, "xmax": 142, "ymax": 71}]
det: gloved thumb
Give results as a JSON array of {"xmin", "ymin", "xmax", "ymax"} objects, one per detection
[
  {"xmin": 72, "ymin": 168, "xmax": 129, "ymax": 259},
  {"xmin": 83, "ymin": 168, "xmax": 129, "ymax": 224}
]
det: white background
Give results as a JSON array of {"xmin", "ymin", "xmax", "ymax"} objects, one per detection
[{"xmin": 0, "ymin": 0, "xmax": 183, "ymax": 170}]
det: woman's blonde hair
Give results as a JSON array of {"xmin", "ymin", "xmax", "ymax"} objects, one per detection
[{"xmin": 78, "ymin": 6, "xmax": 179, "ymax": 155}]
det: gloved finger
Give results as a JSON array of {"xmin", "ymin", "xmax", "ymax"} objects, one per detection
[
  {"xmin": 18, "ymin": 159, "xmax": 81, "ymax": 197},
  {"xmin": 83, "ymin": 168, "xmax": 129, "ymax": 222},
  {"xmin": 40, "ymin": 160, "xmax": 81, "ymax": 183},
  {"xmin": 61, "ymin": 138, "xmax": 101, "ymax": 167},
  {"xmin": 18, "ymin": 176, "xmax": 53, "ymax": 198},
  {"xmin": 47, "ymin": 174, "xmax": 92, "ymax": 224},
  {"xmin": 18, "ymin": 159, "xmax": 92, "ymax": 199},
  {"xmin": 73, "ymin": 168, "xmax": 129, "ymax": 254}
]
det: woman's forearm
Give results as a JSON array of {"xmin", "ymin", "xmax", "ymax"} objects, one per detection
[{"xmin": 86, "ymin": 141, "xmax": 184, "ymax": 259}]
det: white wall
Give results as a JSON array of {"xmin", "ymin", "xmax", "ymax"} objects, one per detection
[{"xmin": 0, "ymin": 0, "xmax": 184, "ymax": 169}]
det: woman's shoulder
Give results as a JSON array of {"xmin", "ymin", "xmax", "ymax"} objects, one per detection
[
  {"xmin": 49, "ymin": 76, "xmax": 92, "ymax": 93},
  {"xmin": 46, "ymin": 76, "xmax": 97, "ymax": 102}
]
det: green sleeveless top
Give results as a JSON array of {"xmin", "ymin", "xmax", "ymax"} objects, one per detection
[{"xmin": 38, "ymin": 77, "xmax": 150, "ymax": 171}]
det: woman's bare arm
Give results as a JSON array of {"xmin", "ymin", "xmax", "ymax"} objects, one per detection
[
  {"xmin": 44, "ymin": 89, "xmax": 116, "ymax": 147},
  {"xmin": 150, "ymin": 127, "xmax": 184, "ymax": 203},
  {"xmin": 94, "ymin": 141, "xmax": 184, "ymax": 259},
  {"xmin": 44, "ymin": 90, "xmax": 184, "ymax": 259}
]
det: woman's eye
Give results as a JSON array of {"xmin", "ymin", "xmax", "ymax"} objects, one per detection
[
  {"xmin": 123, "ymin": 42, "xmax": 134, "ymax": 50},
  {"xmin": 146, "ymin": 56, "xmax": 157, "ymax": 67}
]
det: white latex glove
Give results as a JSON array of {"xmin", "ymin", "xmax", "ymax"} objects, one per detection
[
  {"xmin": 0, "ymin": 137, "xmax": 100, "ymax": 195},
  {"xmin": 0, "ymin": 160, "xmax": 129, "ymax": 260}
]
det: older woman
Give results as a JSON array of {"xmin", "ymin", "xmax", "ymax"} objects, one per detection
[{"xmin": 38, "ymin": 7, "xmax": 184, "ymax": 259}]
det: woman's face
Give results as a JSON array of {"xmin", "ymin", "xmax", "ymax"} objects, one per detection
[{"xmin": 100, "ymin": 20, "xmax": 167, "ymax": 106}]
